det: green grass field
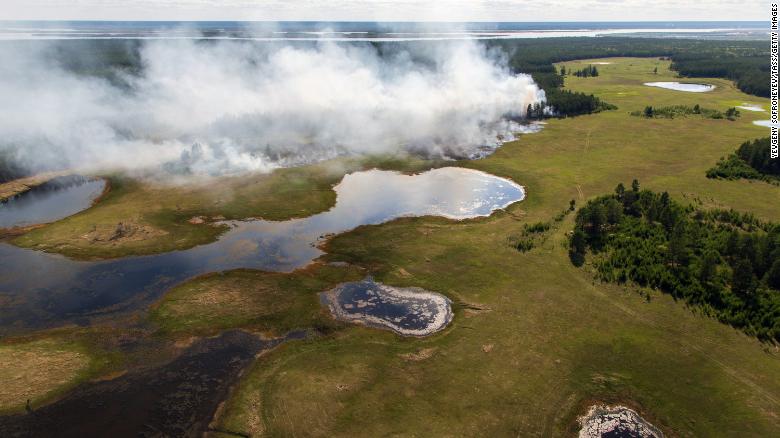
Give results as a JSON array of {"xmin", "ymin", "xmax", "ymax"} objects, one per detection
[
  {"xmin": 2, "ymin": 57, "xmax": 779, "ymax": 435},
  {"xmin": 214, "ymin": 58, "xmax": 780, "ymax": 436}
]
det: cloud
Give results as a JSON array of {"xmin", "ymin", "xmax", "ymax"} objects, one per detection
[{"xmin": 0, "ymin": 38, "xmax": 545, "ymax": 178}]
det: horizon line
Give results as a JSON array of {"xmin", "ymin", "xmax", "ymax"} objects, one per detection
[{"xmin": 0, "ymin": 19, "xmax": 767, "ymax": 23}]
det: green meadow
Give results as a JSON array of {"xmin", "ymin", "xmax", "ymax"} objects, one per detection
[
  {"xmin": 2, "ymin": 57, "xmax": 779, "ymax": 436},
  {"xmin": 216, "ymin": 58, "xmax": 780, "ymax": 436}
]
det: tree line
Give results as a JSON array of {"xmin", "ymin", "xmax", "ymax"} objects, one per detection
[
  {"xmin": 671, "ymin": 53, "xmax": 769, "ymax": 97},
  {"xmin": 485, "ymin": 37, "xmax": 769, "ymax": 101},
  {"xmin": 707, "ymin": 137, "xmax": 780, "ymax": 183},
  {"xmin": 569, "ymin": 181, "xmax": 780, "ymax": 342}
]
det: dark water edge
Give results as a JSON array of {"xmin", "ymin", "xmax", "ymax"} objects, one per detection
[
  {"xmin": 0, "ymin": 330, "xmax": 303, "ymax": 438},
  {"xmin": 0, "ymin": 168, "xmax": 523, "ymax": 335},
  {"xmin": 0, "ymin": 176, "xmax": 106, "ymax": 228},
  {"xmin": 321, "ymin": 277, "xmax": 453, "ymax": 337}
]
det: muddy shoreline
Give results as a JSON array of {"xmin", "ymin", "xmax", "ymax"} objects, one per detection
[
  {"xmin": 0, "ymin": 167, "xmax": 522, "ymax": 335},
  {"xmin": 321, "ymin": 277, "xmax": 453, "ymax": 337},
  {"xmin": 0, "ymin": 172, "xmax": 70, "ymax": 203},
  {"xmin": 578, "ymin": 404, "xmax": 664, "ymax": 438}
]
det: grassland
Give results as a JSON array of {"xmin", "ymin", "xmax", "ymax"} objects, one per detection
[
  {"xmin": 148, "ymin": 264, "xmax": 364, "ymax": 336},
  {"xmin": 3, "ymin": 57, "xmax": 780, "ymax": 435},
  {"xmin": 0, "ymin": 335, "xmax": 114, "ymax": 414},
  {"xmin": 210, "ymin": 58, "xmax": 780, "ymax": 436}
]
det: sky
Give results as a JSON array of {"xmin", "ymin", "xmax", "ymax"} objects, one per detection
[{"xmin": 0, "ymin": 0, "xmax": 768, "ymax": 22}]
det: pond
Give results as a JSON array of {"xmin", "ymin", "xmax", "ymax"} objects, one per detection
[
  {"xmin": 0, "ymin": 176, "xmax": 106, "ymax": 228},
  {"xmin": 0, "ymin": 167, "xmax": 524, "ymax": 333},
  {"xmin": 643, "ymin": 82, "xmax": 714, "ymax": 92},
  {"xmin": 578, "ymin": 405, "xmax": 663, "ymax": 438},
  {"xmin": 737, "ymin": 104, "xmax": 765, "ymax": 112},
  {"xmin": 320, "ymin": 277, "xmax": 453, "ymax": 336}
]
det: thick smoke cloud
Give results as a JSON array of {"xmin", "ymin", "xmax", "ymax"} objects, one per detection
[{"xmin": 0, "ymin": 39, "xmax": 545, "ymax": 178}]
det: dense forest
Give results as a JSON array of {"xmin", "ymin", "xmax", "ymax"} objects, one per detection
[
  {"xmin": 707, "ymin": 137, "xmax": 780, "ymax": 183},
  {"xmin": 487, "ymin": 37, "xmax": 769, "ymax": 104},
  {"xmin": 569, "ymin": 182, "xmax": 780, "ymax": 342},
  {"xmin": 671, "ymin": 53, "xmax": 769, "ymax": 97}
]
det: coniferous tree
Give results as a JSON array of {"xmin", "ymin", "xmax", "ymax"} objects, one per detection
[
  {"xmin": 768, "ymin": 259, "xmax": 780, "ymax": 289},
  {"xmin": 615, "ymin": 183, "xmax": 625, "ymax": 199},
  {"xmin": 699, "ymin": 250, "xmax": 720, "ymax": 284},
  {"xmin": 732, "ymin": 258, "xmax": 756, "ymax": 296}
]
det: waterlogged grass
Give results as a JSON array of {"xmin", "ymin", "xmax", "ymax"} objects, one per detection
[
  {"xmin": 148, "ymin": 264, "xmax": 364, "ymax": 336},
  {"xmin": 11, "ymin": 156, "xmax": 438, "ymax": 260},
  {"xmin": 0, "ymin": 336, "xmax": 111, "ymax": 414},
  {"xmin": 215, "ymin": 58, "xmax": 780, "ymax": 436}
]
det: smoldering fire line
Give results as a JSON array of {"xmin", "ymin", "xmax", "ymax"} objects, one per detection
[{"xmin": 0, "ymin": 38, "xmax": 546, "ymax": 178}]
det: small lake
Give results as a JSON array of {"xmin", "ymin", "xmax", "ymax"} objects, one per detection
[
  {"xmin": 0, "ymin": 176, "xmax": 105, "ymax": 228},
  {"xmin": 644, "ymin": 82, "xmax": 715, "ymax": 92},
  {"xmin": 0, "ymin": 167, "xmax": 524, "ymax": 333},
  {"xmin": 321, "ymin": 278, "xmax": 453, "ymax": 337},
  {"xmin": 579, "ymin": 405, "xmax": 663, "ymax": 438}
]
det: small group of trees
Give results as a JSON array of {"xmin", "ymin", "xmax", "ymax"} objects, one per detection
[
  {"xmin": 572, "ymin": 65, "xmax": 599, "ymax": 78},
  {"xmin": 525, "ymin": 102, "xmax": 547, "ymax": 119},
  {"xmin": 635, "ymin": 104, "xmax": 740, "ymax": 120},
  {"xmin": 544, "ymin": 89, "xmax": 616, "ymax": 117},
  {"xmin": 707, "ymin": 137, "xmax": 780, "ymax": 183},
  {"xmin": 569, "ymin": 181, "xmax": 780, "ymax": 341}
]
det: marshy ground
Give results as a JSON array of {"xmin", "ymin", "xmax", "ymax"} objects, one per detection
[{"xmin": 0, "ymin": 57, "xmax": 778, "ymax": 436}]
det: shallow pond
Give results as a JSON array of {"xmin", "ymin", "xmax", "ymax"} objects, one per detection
[
  {"xmin": 321, "ymin": 277, "xmax": 453, "ymax": 336},
  {"xmin": 643, "ymin": 82, "xmax": 714, "ymax": 92},
  {"xmin": 579, "ymin": 405, "xmax": 663, "ymax": 438},
  {"xmin": 0, "ymin": 167, "xmax": 524, "ymax": 332},
  {"xmin": 737, "ymin": 104, "xmax": 765, "ymax": 112},
  {"xmin": 0, "ymin": 176, "xmax": 105, "ymax": 228}
]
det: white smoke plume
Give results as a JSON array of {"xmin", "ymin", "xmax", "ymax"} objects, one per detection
[{"xmin": 0, "ymin": 38, "xmax": 545, "ymax": 178}]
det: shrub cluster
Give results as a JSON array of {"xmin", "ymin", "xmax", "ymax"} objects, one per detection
[{"xmin": 632, "ymin": 104, "xmax": 739, "ymax": 120}]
